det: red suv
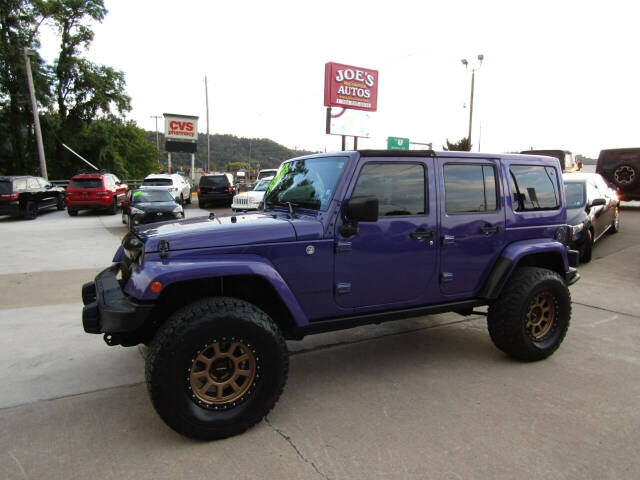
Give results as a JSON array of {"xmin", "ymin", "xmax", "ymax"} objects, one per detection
[{"xmin": 65, "ymin": 172, "xmax": 128, "ymax": 216}]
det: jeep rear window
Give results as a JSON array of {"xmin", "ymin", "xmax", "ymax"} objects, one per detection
[
  {"xmin": 199, "ymin": 176, "xmax": 228, "ymax": 187},
  {"xmin": 352, "ymin": 163, "xmax": 425, "ymax": 216},
  {"xmin": 68, "ymin": 178, "xmax": 103, "ymax": 189},
  {"xmin": 444, "ymin": 164, "xmax": 498, "ymax": 214},
  {"xmin": 142, "ymin": 178, "xmax": 173, "ymax": 186},
  {"xmin": 509, "ymin": 165, "xmax": 560, "ymax": 211}
]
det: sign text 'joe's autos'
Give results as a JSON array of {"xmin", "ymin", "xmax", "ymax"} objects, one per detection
[{"xmin": 324, "ymin": 62, "xmax": 379, "ymax": 112}]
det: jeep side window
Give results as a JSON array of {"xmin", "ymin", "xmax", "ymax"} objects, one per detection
[
  {"xmin": 509, "ymin": 165, "xmax": 559, "ymax": 211},
  {"xmin": 351, "ymin": 163, "xmax": 425, "ymax": 216},
  {"xmin": 444, "ymin": 164, "xmax": 497, "ymax": 214}
]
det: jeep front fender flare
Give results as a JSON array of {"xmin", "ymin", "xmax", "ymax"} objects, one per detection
[
  {"xmin": 481, "ymin": 239, "xmax": 569, "ymax": 300},
  {"xmin": 122, "ymin": 254, "xmax": 309, "ymax": 326}
]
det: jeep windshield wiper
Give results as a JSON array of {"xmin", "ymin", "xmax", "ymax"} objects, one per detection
[{"xmin": 265, "ymin": 200, "xmax": 299, "ymax": 218}]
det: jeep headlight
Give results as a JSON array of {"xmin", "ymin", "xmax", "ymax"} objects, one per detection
[
  {"xmin": 130, "ymin": 207, "xmax": 144, "ymax": 215},
  {"xmin": 172, "ymin": 205, "xmax": 183, "ymax": 213}
]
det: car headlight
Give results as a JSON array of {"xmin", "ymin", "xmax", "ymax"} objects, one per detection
[
  {"xmin": 172, "ymin": 206, "xmax": 183, "ymax": 213},
  {"xmin": 130, "ymin": 207, "xmax": 144, "ymax": 215}
]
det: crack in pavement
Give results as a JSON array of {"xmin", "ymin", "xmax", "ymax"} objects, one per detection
[
  {"xmin": 572, "ymin": 301, "xmax": 640, "ymax": 320},
  {"xmin": 265, "ymin": 417, "xmax": 332, "ymax": 480}
]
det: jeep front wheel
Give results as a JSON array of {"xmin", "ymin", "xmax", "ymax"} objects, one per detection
[
  {"xmin": 145, "ymin": 297, "xmax": 288, "ymax": 440},
  {"xmin": 487, "ymin": 267, "xmax": 571, "ymax": 362}
]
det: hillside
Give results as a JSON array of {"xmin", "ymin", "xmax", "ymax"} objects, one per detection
[{"xmin": 145, "ymin": 132, "xmax": 316, "ymax": 172}]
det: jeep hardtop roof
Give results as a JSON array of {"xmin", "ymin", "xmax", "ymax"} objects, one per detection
[{"xmin": 287, "ymin": 150, "xmax": 562, "ymax": 165}]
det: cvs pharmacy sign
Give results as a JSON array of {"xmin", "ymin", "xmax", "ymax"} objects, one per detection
[{"xmin": 164, "ymin": 114, "xmax": 199, "ymax": 140}]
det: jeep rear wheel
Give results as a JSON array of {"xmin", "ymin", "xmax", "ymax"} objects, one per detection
[
  {"xmin": 145, "ymin": 297, "xmax": 288, "ymax": 440},
  {"xmin": 487, "ymin": 267, "xmax": 571, "ymax": 362},
  {"xmin": 612, "ymin": 164, "xmax": 638, "ymax": 188}
]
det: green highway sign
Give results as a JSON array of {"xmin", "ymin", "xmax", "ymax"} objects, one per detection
[{"xmin": 387, "ymin": 136, "xmax": 410, "ymax": 150}]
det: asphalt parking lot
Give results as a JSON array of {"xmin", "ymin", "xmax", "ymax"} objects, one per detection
[{"xmin": 1, "ymin": 198, "xmax": 639, "ymax": 480}]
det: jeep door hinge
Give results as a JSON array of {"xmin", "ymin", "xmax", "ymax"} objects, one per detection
[
  {"xmin": 440, "ymin": 272, "xmax": 454, "ymax": 283},
  {"xmin": 334, "ymin": 241, "xmax": 352, "ymax": 253},
  {"xmin": 335, "ymin": 282, "xmax": 351, "ymax": 294}
]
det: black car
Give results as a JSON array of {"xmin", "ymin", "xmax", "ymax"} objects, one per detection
[
  {"xmin": 0, "ymin": 175, "xmax": 65, "ymax": 219},
  {"xmin": 121, "ymin": 189, "xmax": 184, "ymax": 230},
  {"xmin": 564, "ymin": 173, "xmax": 620, "ymax": 262},
  {"xmin": 198, "ymin": 173, "xmax": 235, "ymax": 208},
  {"xmin": 596, "ymin": 148, "xmax": 640, "ymax": 201}
]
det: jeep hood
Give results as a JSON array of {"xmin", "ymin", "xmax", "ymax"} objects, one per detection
[{"xmin": 135, "ymin": 212, "xmax": 310, "ymax": 252}]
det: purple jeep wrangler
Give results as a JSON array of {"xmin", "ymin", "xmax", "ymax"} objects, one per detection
[{"xmin": 82, "ymin": 150, "xmax": 580, "ymax": 440}]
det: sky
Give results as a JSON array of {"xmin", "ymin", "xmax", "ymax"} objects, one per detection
[{"xmin": 37, "ymin": 0, "xmax": 640, "ymax": 158}]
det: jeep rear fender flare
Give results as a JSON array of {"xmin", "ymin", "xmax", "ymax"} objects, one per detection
[
  {"xmin": 481, "ymin": 239, "xmax": 569, "ymax": 300},
  {"xmin": 123, "ymin": 254, "xmax": 309, "ymax": 326}
]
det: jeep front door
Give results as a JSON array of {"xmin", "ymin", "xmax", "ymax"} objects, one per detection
[
  {"xmin": 334, "ymin": 158, "xmax": 439, "ymax": 309},
  {"xmin": 438, "ymin": 159, "xmax": 506, "ymax": 298}
]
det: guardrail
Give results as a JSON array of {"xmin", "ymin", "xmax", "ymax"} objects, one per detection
[{"xmin": 50, "ymin": 179, "xmax": 145, "ymax": 189}]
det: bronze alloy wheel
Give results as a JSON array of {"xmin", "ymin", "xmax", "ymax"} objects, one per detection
[
  {"xmin": 525, "ymin": 293, "xmax": 556, "ymax": 340},
  {"xmin": 188, "ymin": 339, "xmax": 258, "ymax": 410}
]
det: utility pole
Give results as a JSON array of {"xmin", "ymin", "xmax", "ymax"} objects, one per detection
[
  {"xmin": 205, "ymin": 76, "xmax": 211, "ymax": 172},
  {"xmin": 461, "ymin": 54, "xmax": 484, "ymax": 151},
  {"xmin": 23, "ymin": 48, "xmax": 47, "ymax": 179},
  {"xmin": 150, "ymin": 115, "xmax": 162, "ymax": 166}
]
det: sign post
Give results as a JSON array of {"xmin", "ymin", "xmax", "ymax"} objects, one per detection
[{"xmin": 387, "ymin": 137, "xmax": 410, "ymax": 150}]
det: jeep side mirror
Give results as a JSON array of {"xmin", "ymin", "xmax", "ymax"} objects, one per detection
[
  {"xmin": 341, "ymin": 196, "xmax": 378, "ymax": 237},
  {"xmin": 345, "ymin": 196, "xmax": 379, "ymax": 223},
  {"xmin": 590, "ymin": 198, "xmax": 606, "ymax": 207}
]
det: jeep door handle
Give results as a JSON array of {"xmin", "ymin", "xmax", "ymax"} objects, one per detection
[
  {"xmin": 410, "ymin": 229, "xmax": 435, "ymax": 239},
  {"xmin": 480, "ymin": 226, "xmax": 501, "ymax": 235}
]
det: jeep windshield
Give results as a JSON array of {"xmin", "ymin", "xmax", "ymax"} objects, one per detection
[{"xmin": 263, "ymin": 157, "xmax": 348, "ymax": 211}]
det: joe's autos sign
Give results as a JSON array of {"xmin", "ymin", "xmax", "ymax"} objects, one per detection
[
  {"xmin": 164, "ymin": 113, "xmax": 198, "ymax": 140},
  {"xmin": 324, "ymin": 62, "xmax": 379, "ymax": 112}
]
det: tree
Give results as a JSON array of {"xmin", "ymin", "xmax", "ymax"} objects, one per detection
[
  {"xmin": 443, "ymin": 137, "xmax": 472, "ymax": 151},
  {"xmin": 0, "ymin": 0, "xmax": 50, "ymax": 174},
  {"xmin": 226, "ymin": 161, "xmax": 251, "ymax": 173}
]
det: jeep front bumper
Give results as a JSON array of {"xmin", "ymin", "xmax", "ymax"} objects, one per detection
[{"xmin": 82, "ymin": 265, "xmax": 153, "ymax": 343}]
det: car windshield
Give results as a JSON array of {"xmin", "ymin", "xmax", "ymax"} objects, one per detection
[
  {"xmin": 200, "ymin": 176, "xmax": 228, "ymax": 187},
  {"xmin": 142, "ymin": 178, "xmax": 173, "ymax": 186},
  {"xmin": 0, "ymin": 180, "xmax": 12, "ymax": 193},
  {"xmin": 253, "ymin": 179, "xmax": 272, "ymax": 191},
  {"xmin": 564, "ymin": 182, "xmax": 586, "ymax": 208},
  {"xmin": 264, "ymin": 157, "xmax": 348, "ymax": 211},
  {"xmin": 69, "ymin": 178, "xmax": 102, "ymax": 188},
  {"xmin": 132, "ymin": 190, "xmax": 174, "ymax": 203}
]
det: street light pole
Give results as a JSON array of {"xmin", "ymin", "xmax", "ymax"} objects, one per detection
[
  {"xmin": 23, "ymin": 48, "xmax": 47, "ymax": 179},
  {"xmin": 150, "ymin": 115, "xmax": 162, "ymax": 166},
  {"xmin": 461, "ymin": 54, "xmax": 484, "ymax": 151}
]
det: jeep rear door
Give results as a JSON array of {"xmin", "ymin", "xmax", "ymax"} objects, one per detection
[
  {"xmin": 333, "ymin": 156, "xmax": 439, "ymax": 309},
  {"xmin": 437, "ymin": 158, "xmax": 506, "ymax": 298}
]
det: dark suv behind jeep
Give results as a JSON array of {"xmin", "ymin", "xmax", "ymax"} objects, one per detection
[
  {"xmin": 0, "ymin": 175, "xmax": 65, "ymax": 219},
  {"xmin": 198, "ymin": 173, "xmax": 235, "ymax": 207},
  {"xmin": 596, "ymin": 148, "xmax": 640, "ymax": 201}
]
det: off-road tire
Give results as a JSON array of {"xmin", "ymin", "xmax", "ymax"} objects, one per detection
[
  {"xmin": 186, "ymin": 192, "xmax": 192, "ymax": 204},
  {"xmin": 127, "ymin": 214, "xmax": 134, "ymax": 231},
  {"xmin": 487, "ymin": 267, "xmax": 571, "ymax": 362},
  {"xmin": 580, "ymin": 228, "xmax": 593, "ymax": 263},
  {"xmin": 67, "ymin": 208, "xmax": 78, "ymax": 216},
  {"xmin": 145, "ymin": 296, "xmax": 288, "ymax": 440},
  {"xmin": 57, "ymin": 195, "xmax": 65, "ymax": 210},
  {"xmin": 121, "ymin": 210, "xmax": 127, "ymax": 224},
  {"xmin": 179, "ymin": 194, "xmax": 184, "ymax": 205},
  {"xmin": 610, "ymin": 207, "xmax": 620, "ymax": 234},
  {"xmin": 108, "ymin": 197, "xmax": 117, "ymax": 215},
  {"xmin": 612, "ymin": 164, "xmax": 638, "ymax": 188},
  {"xmin": 22, "ymin": 201, "xmax": 38, "ymax": 220}
]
